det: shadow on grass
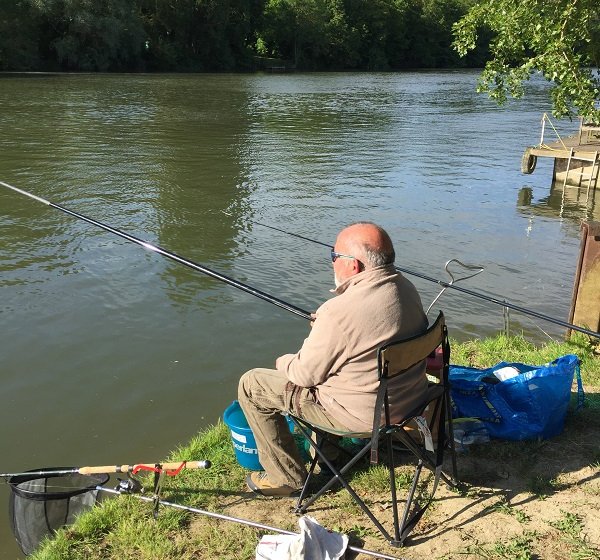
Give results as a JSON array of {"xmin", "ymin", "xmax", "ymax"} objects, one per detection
[
  {"xmin": 401, "ymin": 394, "xmax": 600, "ymax": 547},
  {"xmin": 295, "ymin": 393, "xmax": 600, "ymax": 553},
  {"xmin": 457, "ymin": 393, "xmax": 600, "ymax": 493},
  {"xmin": 154, "ymin": 394, "xmax": 600, "ymax": 557}
]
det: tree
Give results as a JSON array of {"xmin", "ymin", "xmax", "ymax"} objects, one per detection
[
  {"xmin": 452, "ymin": 0, "xmax": 600, "ymax": 120},
  {"xmin": 414, "ymin": 0, "xmax": 478, "ymax": 68},
  {"xmin": 141, "ymin": 0, "xmax": 263, "ymax": 71},
  {"xmin": 258, "ymin": 0, "xmax": 333, "ymax": 68},
  {"xmin": 0, "ymin": 0, "xmax": 41, "ymax": 70},
  {"xmin": 343, "ymin": 0, "xmax": 398, "ymax": 70},
  {"xmin": 35, "ymin": 0, "xmax": 146, "ymax": 71}
]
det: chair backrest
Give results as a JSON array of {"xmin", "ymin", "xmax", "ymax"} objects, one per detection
[
  {"xmin": 378, "ymin": 311, "xmax": 447, "ymax": 381},
  {"xmin": 370, "ymin": 312, "xmax": 449, "ymax": 463}
]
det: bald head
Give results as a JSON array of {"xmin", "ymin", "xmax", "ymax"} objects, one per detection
[{"xmin": 335, "ymin": 222, "xmax": 395, "ymax": 270}]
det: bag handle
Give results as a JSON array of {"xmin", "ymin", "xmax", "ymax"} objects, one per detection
[
  {"xmin": 453, "ymin": 384, "xmax": 502, "ymax": 424},
  {"xmin": 551, "ymin": 355, "xmax": 585, "ymax": 412}
]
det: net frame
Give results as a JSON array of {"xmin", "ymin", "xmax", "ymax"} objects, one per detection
[{"xmin": 8, "ymin": 468, "xmax": 109, "ymax": 555}]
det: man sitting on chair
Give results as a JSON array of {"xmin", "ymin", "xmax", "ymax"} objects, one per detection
[{"xmin": 238, "ymin": 222, "xmax": 428, "ymax": 496}]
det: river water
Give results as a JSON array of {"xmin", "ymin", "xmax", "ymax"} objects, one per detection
[{"xmin": 0, "ymin": 71, "xmax": 596, "ymax": 557}]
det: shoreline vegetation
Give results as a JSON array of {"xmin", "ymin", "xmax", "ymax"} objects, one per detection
[
  {"xmin": 1, "ymin": 1, "xmax": 488, "ymax": 74},
  {"xmin": 32, "ymin": 333, "xmax": 600, "ymax": 560},
  {"xmin": 3, "ymin": 2, "xmax": 599, "ymax": 121}
]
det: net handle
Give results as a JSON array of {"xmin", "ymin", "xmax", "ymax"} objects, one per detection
[{"xmin": 79, "ymin": 461, "xmax": 210, "ymax": 475}]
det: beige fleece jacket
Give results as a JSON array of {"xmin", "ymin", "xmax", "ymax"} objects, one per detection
[{"xmin": 277, "ymin": 264, "xmax": 429, "ymax": 432}]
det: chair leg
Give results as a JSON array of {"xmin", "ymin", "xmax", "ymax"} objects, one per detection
[
  {"xmin": 388, "ymin": 439, "xmax": 440, "ymax": 546},
  {"xmin": 293, "ymin": 420, "xmax": 371, "ymax": 511},
  {"xmin": 386, "ymin": 433, "xmax": 401, "ymax": 543},
  {"xmin": 291, "ymin": 419, "xmax": 395, "ymax": 542},
  {"xmin": 398, "ymin": 460, "xmax": 423, "ymax": 542},
  {"xmin": 295, "ymin": 451, "xmax": 319, "ymax": 505},
  {"xmin": 398, "ymin": 464, "xmax": 443, "ymax": 544},
  {"xmin": 388, "ymin": 399, "xmax": 451, "ymax": 543}
]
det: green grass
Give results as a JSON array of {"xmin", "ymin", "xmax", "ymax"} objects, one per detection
[
  {"xmin": 526, "ymin": 475, "xmax": 559, "ymax": 498},
  {"xmin": 30, "ymin": 335, "xmax": 600, "ymax": 560},
  {"xmin": 350, "ymin": 463, "xmax": 412, "ymax": 493},
  {"xmin": 548, "ymin": 511, "xmax": 600, "ymax": 560},
  {"xmin": 488, "ymin": 496, "xmax": 531, "ymax": 523},
  {"xmin": 464, "ymin": 532, "xmax": 537, "ymax": 560}
]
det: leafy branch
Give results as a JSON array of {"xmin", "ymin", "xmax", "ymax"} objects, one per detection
[{"xmin": 452, "ymin": 0, "xmax": 600, "ymax": 121}]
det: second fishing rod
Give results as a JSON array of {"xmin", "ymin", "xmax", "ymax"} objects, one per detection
[{"xmin": 231, "ymin": 213, "xmax": 600, "ymax": 340}]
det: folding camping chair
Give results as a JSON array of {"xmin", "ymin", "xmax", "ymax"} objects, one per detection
[{"xmin": 288, "ymin": 311, "xmax": 457, "ymax": 546}]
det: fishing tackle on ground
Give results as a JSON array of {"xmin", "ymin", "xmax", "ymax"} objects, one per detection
[
  {"xmin": 0, "ymin": 460, "xmax": 211, "ymax": 479},
  {"xmin": 5, "ymin": 460, "xmax": 211, "ymax": 555},
  {"xmin": 7, "ymin": 460, "xmax": 403, "ymax": 559}
]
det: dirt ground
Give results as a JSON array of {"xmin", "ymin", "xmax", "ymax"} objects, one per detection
[{"xmin": 196, "ymin": 391, "xmax": 600, "ymax": 560}]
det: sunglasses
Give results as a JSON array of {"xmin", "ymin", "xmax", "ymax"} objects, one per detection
[{"xmin": 330, "ymin": 249, "xmax": 357, "ymax": 263}]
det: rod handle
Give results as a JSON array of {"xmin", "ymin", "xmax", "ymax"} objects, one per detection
[{"xmin": 78, "ymin": 461, "xmax": 211, "ymax": 475}]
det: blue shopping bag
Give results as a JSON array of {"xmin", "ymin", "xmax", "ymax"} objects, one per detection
[{"xmin": 449, "ymin": 354, "xmax": 584, "ymax": 441}]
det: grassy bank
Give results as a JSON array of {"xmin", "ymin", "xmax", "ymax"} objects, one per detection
[{"xmin": 31, "ymin": 334, "xmax": 600, "ymax": 560}]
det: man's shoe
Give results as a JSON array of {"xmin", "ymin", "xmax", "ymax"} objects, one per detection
[{"xmin": 246, "ymin": 471, "xmax": 300, "ymax": 497}]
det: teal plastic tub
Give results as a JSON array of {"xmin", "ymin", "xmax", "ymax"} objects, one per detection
[{"xmin": 223, "ymin": 401, "xmax": 296, "ymax": 471}]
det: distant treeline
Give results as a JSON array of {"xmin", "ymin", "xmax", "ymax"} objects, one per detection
[{"xmin": 1, "ymin": 0, "xmax": 490, "ymax": 72}]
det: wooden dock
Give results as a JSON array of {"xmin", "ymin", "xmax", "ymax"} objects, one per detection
[
  {"xmin": 521, "ymin": 116, "xmax": 600, "ymax": 337},
  {"xmin": 521, "ymin": 118, "xmax": 600, "ymax": 190}
]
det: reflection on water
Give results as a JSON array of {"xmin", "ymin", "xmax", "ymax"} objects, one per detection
[
  {"xmin": 517, "ymin": 180, "xmax": 600, "ymax": 223},
  {"xmin": 0, "ymin": 71, "xmax": 591, "ymax": 557}
]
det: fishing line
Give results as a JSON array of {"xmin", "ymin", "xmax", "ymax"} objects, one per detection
[
  {"xmin": 228, "ymin": 213, "xmax": 600, "ymax": 340},
  {"xmin": 1, "ymin": 183, "xmax": 410, "ymax": 559},
  {"xmin": 0, "ymin": 181, "xmax": 312, "ymax": 321}
]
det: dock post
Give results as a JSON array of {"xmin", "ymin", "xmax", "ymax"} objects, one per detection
[{"xmin": 569, "ymin": 221, "xmax": 600, "ymax": 337}]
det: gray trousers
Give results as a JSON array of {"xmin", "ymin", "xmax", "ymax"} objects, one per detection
[{"xmin": 238, "ymin": 368, "xmax": 349, "ymax": 488}]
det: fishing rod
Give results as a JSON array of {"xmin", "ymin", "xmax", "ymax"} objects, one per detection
[
  {"xmin": 0, "ymin": 460, "xmax": 211, "ymax": 479},
  {"xmin": 231, "ymin": 214, "xmax": 600, "ymax": 340},
  {"xmin": 0, "ymin": 181, "xmax": 312, "ymax": 321},
  {"xmin": 98, "ymin": 486, "xmax": 409, "ymax": 560}
]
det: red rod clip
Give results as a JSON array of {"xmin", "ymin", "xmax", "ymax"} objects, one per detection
[{"xmin": 132, "ymin": 461, "xmax": 187, "ymax": 476}]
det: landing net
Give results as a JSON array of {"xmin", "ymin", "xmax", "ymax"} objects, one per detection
[{"xmin": 8, "ymin": 469, "xmax": 109, "ymax": 555}]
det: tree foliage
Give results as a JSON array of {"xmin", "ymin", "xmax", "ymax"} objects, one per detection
[
  {"xmin": 255, "ymin": 0, "xmax": 481, "ymax": 70},
  {"xmin": 139, "ymin": 0, "xmax": 263, "ymax": 71},
  {"xmin": 0, "ymin": 0, "xmax": 41, "ymax": 70},
  {"xmin": 0, "ymin": 0, "xmax": 483, "ymax": 72},
  {"xmin": 453, "ymin": 0, "xmax": 600, "ymax": 120},
  {"xmin": 36, "ymin": 0, "xmax": 146, "ymax": 71}
]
